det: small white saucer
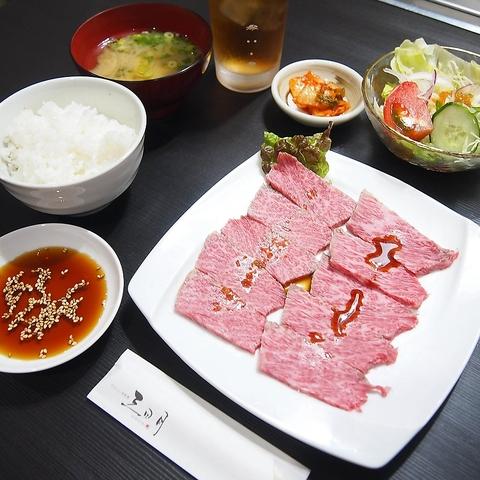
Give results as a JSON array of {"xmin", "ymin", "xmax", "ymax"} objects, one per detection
[
  {"xmin": 0, "ymin": 223, "xmax": 123, "ymax": 373},
  {"xmin": 271, "ymin": 59, "xmax": 364, "ymax": 127}
]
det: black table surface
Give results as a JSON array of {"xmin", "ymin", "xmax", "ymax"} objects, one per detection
[{"xmin": 1, "ymin": 1, "xmax": 479, "ymax": 479}]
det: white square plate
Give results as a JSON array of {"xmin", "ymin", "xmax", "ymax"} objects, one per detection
[{"xmin": 128, "ymin": 151, "xmax": 480, "ymax": 468}]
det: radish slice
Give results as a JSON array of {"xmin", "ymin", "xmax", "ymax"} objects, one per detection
[{"xmin": 417, "ymin": 70, "xmax": 437, "ymax": 101}]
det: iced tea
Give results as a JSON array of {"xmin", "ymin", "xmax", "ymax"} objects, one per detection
[{"xmin": 209, "ymin": 0, "xmax": 288, "ymax": 92}]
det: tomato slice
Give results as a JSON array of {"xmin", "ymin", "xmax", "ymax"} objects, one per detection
[{"xmin": 383, "ymin": 81, "xmax": 433, "ymax": 141}]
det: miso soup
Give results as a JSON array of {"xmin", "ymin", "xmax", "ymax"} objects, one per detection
[{"xmin": 92, "ymin": 31, "xmax": 201, "ymax": 81}]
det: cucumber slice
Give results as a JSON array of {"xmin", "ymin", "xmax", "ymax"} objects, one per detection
[{"xmin": 431, "ymin": 102, "xmax": 479, "ymax": 153}]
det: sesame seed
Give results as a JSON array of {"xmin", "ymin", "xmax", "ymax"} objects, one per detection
[{"xmin": 2, "ymin": 267, "xmax": 88, "ymax": 341}]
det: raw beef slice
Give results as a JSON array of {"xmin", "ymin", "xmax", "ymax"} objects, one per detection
[
  {"xmin": 221, "ymin": 216, "xmax": 320, "ymax": 285},
  {"xmin": 259, "ymin": 228, "xmax": 320, "ymax": 284},
  {"xmin": 347, "ymin": 190, "xmax": 458, "ymax": 275},
  {"xmin": 220, "ymin": 216, "xmax": 270, "ymax": 258},
  {"xmin": 311, "ymin": 256, "xmax": 417, "ymax": 340},
  {"xmin": 195, "ymin": 232, "xmax": 285, "ymax": 315},
  {"xmin": 247, "ymin": 185, "xmax": 332, "ymax": 254},
  {"xmin": 281, "ymin": 285, "xmax": 397, "ymax": 373},
  {"xmin": 266, "ymin": 152, "xmax": 356, "ymax": 228},
  {"xmin": 175, "ymin": 270, "xmax": 266, "ymax": 353},
  {"xmin": 259, "ymin": 322, "xmax": 388, "ymax": 411},
  {"xmin": 247, "ymin": 185, "xmax": 300, "ymax": 225},
  {"xmin": 329, "ymin": 229, "xmax": 427, "ymax": 309}
]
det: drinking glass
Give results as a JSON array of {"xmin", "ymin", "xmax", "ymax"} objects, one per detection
[{"xmin": 208, "ymin": 0, "xmax": 288, "ymax": 93}]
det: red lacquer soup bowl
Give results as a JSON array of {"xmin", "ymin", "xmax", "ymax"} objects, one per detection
[{"xmin": 71, "ymin": 3, "xmax": 212, "ymax": 118}]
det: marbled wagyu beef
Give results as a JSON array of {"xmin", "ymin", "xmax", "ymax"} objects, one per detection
[
  {"xmin": 266, "ymin": 152, "xmax": 356, "ymax": 228},
  {"xmin": 329, "ymin": 229, "xmax": 427, "ymax": 309},
  {"xmin": 247, "ymin": 185, "xmax": 332, "ymax": 255},
  {"xmin": 259, "ymin": 322, "xmax": 388, "ymax": 411},
  {"xmin": 221, "ymin": 216, "xmax": 320, "ymax": 285},
  {"xmin": 175, "ymin": 270, "xmax": 266, "ymax": 353},
  {"xmin": 195, "ymin": 232, "xmax": 285, "ymax": 316},
  {"xmin": 248, "ymin": 184, "xmax": 300, "ymax": 225},
  {"xmin": 175, "ymin": 149, "xmax": 459, "ymax": 411},
  {"xmin": 281, "ymin": 285, "xmax": 397, "ymax": 374},
  {"xmin": 311, "ymin": 256, "xmax": 417, "ymax": 340},
  {"xmin": 347, "ymin": 190, "xmax": 458, "ymax": 275},
  {"xmin": 220, "ymin": 215, "xmax": 269, "ymax": 259}
]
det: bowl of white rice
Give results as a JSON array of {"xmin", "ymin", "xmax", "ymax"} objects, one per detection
[{"xmin": 0, "ymin": 76, "xmax": 147, "ymax": 215}]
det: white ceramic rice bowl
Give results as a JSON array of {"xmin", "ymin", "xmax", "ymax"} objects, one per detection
[{"xmin": 0, "ymin": 76, "xmax": 147, "ymax": 215}]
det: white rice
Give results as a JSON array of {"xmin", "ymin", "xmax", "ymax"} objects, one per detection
[{"xmin": 0, "ymin": 101, "xmax": 137, "ymax": 185}]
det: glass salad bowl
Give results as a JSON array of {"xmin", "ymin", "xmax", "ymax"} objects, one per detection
[{"xmin": 362, "ymin": 47, "xmax": 480, "ymax": 172}]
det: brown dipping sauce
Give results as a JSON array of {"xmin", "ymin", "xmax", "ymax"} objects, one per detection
[{"xmin": 0, "ymin": 247, "xmax": 107, "ymax": 360}]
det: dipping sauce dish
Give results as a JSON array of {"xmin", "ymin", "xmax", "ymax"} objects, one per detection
[{"xmin": 0, "ymin": 223, "xmax": 123, "ymax": 373}]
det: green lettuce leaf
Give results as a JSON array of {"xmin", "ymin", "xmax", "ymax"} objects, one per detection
[
  {"xmin": 260, "ymin": 124, "xmax": 332, "ymax": 177},
  {"xmin": 390, "ymin": 38, "xmax": 437, "ymax": 75}
]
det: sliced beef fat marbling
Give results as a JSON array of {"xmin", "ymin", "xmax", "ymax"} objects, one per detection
[
  {"xmin": 259, "ymin": 322, "xmax": 388, "ymax": 411},
  {"xmin": 247, "ymin": 184, "xmax": 300, "ymax": 226},
  {"xmin": 195, "ymin": 232, "xmax": 285, "ymax": 316},
  {"xmin": 329, "ymin": 229, "xmax": 427, "ymax": 309},
  {"xmin": 220, "ymin": 216, "xmax": 269, "ymax": 258},
  {"xmin": 247, "ymin": 185, "xmax": 332, "ymax": 254},
  {"xmin": 311, "ymin": 256, "xmax": 417, "ymax": 340},
  {"xmin": 221, "ymin": 216, "xmax": 320, "ymax": 285},
  {"xmin": 175, "ymin": 270, "xmax": 266, "ymax": 353},
  {"xmin": 266, "ymin": 152, "xmax": 356, "ymax": 228},
  {"xmin": 281, "ymin": 285, "xmax": 397, "ymax": 374},
  {"xmin": 347, "ymin": 190, "xmax": 458, "ymax": 275}
]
